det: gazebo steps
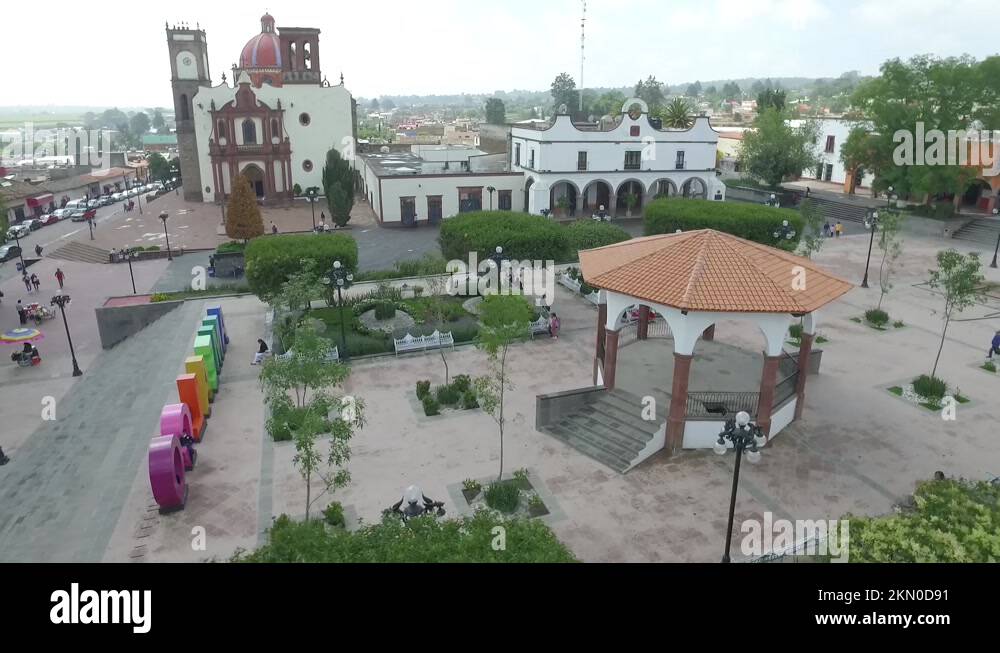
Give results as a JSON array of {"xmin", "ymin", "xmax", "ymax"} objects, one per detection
[{"xmin": 541, "ymin": 388, "xmax": 666, "ymax": 474}]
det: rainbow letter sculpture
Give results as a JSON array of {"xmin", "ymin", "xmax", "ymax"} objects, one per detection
[
  {"xmin": 207, "ymin": 306, "xmax": 229, "ymax": 348},
  {"xmin": 149, "ymin": 434, "xmax": 187, "ymax": 512},
  {"xmin": 203, "ymin": 315, "xmax": 225, "ymax": 364},
  {"xmin": 194, "ymin": 335, "xmax": 218, "ymax": 393},
  {"xmin": 175, "ymin": 375, "xmax": 207, "ymax": 443},
  {"xmin": 183, "ymin": 356, "xmax": 212, "ymax": 417},
  {"xmin": 160, "ymin": 402, "xmax": 197, "ymax": 471}
]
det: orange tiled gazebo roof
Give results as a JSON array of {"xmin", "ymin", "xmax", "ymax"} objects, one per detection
[{"xmin": 578, "ymin": 229, "xmax": 853, "ymax": 314}]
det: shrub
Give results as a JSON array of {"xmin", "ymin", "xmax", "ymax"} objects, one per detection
[
  {"xmin": 438, "ymin": 211, "xmax": 571, "ymax": 263},
  {"xmin": 354, "ymin": 253, "xmax": 449, "ymax": 282},
  {"xmin": 579, "ymin": 282, "xmax": 595, "ymax": 295},
  {"xmin": 323, "ymin": 502, "xmax": 345, "ymax": 527},
  {"xmin": 374, "ymin": 301, "xmax": 397, "ymax": 320},
  {"xmin": 788, "ymin": 323, "xmax": 803, "ymax": 340},
  {"xmin": 266, "ymin": 398, "xmax": 333, "ymax": 442},
  {"xmin": 145, "ymin": 245, "xmax": 161, "ymax": 252},
  {"xmin": 563, "ymin": 220, "xmax": 631, "ymax": 256},
  {"xmin": 461, "ymin": 391, "xmax": 479, "ymax": 410},
  {"xmin": 150, "ymin": 293, "xmax": 171, "ymax": 303},
  {"xmin": 415, "ymin": 380, "xmax": 431, "ymax": 400},
  {"xmin": 913, "ymin": 374, "xmax": 947, "ymax": 400},
  {"xmin": 528, "ymin": 493, "xmax": 546, "ymax": 511},
  {"xmin": 644, "ymin": 198, "xmax": 802, "ymax": 247},
  {"xmin": 422, "ymin": 394, "xmax": 440, "ymax": 416},
  {"xmin": 292, "ymin": 183, "xmax": 303, "ymax": 197},
  {"xmin": 451, "ymin": 374, "xmax": 471, "ymax": 394},
  {"xmin": 233, "ymin": 511, "xmax": 577, "ymax": 562},
  {"xmin": 216, "ymin": 240, "xmax": 246, "ymax": 255},
  {"xmin": 864, "ymin": 308, "xmax": 890, "ymax": 328},
  {"xmin": 436, "ymin": 383, "xmax": 461, "ymax": 406},
  {"xmin": 245, "ymin": 233, "xmax": 358, "ymax": 302},
  {"xmin": 983, "ymin": 361, "xmax": 997, "ymax": 373},
  {"xmin": 462, "ymin": 479, "xmax": 482, "ymax": 494},
  {"xmin": 484, "ymin": 481, "xmax": 520, "ymax": 514}
]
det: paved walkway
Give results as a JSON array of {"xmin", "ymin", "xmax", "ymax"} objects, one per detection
[{"xmin": 0, "ymin": 300, "xmax": 206, "ymax": 562}]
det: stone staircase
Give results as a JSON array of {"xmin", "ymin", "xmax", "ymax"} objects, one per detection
[
  {"xmin": 951, "ymin": 218, "xmax": 1000, "ymax": 246},
  {"xmin": 541, "ymin": 388, "xmax": 667, "ymax": 473},
  {"xmin": 47, "ymin": 241, "xmax": 109, "ymax": 264},
  {"xmin": 807, "ymin": 196, "xmax": 870, "ymax": 224}
]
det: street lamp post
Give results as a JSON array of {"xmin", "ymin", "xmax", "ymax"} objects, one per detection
[
  {"xmin": 87, "ymin": 215, "xmax": 95, "ymax": 240},
  {"xmin": 328, "ymin": 260, "xmax": 354, "ymax": 359},
  {"xmin": 125, "ymin": 247, "xmax": 138, "ymax": 294},
  {"xmin": 306, "ymin": 187, "xmax": 319, "ymax": 230},
  {"xmin": 11, "ymin": 232, "xmax": 27, "ymax": 271},
  {"xmin": 886, "ymin": 185, "xmax": 894, "ymax": 211},
  {"xmin": 159, "ymin": 211, "xmax": 173, "ymax": 261},
  {"xmin": 861, "ymin": 210, "xmax": 880, "ymax": 289},
  {"xmin": 50, "ymin": 294, "xmax": 83, "ymax": 377},
  {"xmin": 990, "ymin": 208, "xmax": 1000, "ymax": 269},
  {"xmin": 714, "ymin": 411, "xmax": 766, "ymax": 563}
]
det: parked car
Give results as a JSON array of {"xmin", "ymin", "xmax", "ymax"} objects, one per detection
[
  {"xmin": 70, "ymin": 208, "xmax": 97, "ymax": 222},
  {"xmin": 111, "ymin": 192, "xmax": 125, "ymax": 202},
  {"xmin": 64, "ymin": 199, "xmax": 88, "ymax": 211},
  {"xmin": 0, "ymin": 244, "xmax": 23, "ymax": 262},
  {"xmin": 6, "ymin": 224, "xmax": 30, "ymax": 239},
  {"xmin": 52, "ymin": 208, "xmax": 73, "ymax": 219},
  {"xmin": 98, "ymin": 195, "xmax": 114, "ymax": 206},
  {"xmin": 39, "ymin": 213, "xmax": 60, "ymax": 226},
  {"xmin": 23, "ymin": 219, "xmax": 43, "ymax": 231}
]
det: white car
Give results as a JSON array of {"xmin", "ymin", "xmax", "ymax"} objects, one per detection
[
  {"xmin": 52, "ymin": 208, "xmax": 73, "ymax": 219},
  {"xmin": 6, "ymin": 224, "xmax": 30, "ymax": 239}
]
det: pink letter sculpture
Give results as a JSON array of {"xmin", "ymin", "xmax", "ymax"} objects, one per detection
[
  {"xmin": 149, "ymin": 434, "xmax": 187, "ymax": 512},
  {"xmin": 160, "ymin": 402, "xmax": 197, "ymax": 471}
]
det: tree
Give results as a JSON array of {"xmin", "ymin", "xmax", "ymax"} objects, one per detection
[
  {"xmin": 591, "ymin": 90, "xmax": 627, "ymax": 118},
  {"xmin": 658, "ymin": 97, "xmax": 694, "ymax": 129},
  {"xmin": 147, "ymin": 153, "xmax": 171, "ymax": 181},
  {"xmin": 739, "ymin": 109, "xmax": 820, "ymax": 187},
  {"xmin": 721, "ymin": 82, "xmax": 742, "ymax": 100},
  {"xmin": 225, "ymin": 174, "xmax": 265, "ymax": 241},
  {"xmin": 796, "ymin": 199, "xmax": 825, "ymax": 258},
  {"xmin": 840, "ymin": 126, "xmax": 887, "ymax": 195},
  {"xmin": 485, "ymin": 98, "xmax": 506, "ymax": 125},
  {"xmin": 756, "ymin": 88, "xmax": 787, "ymax": 112},
  {"xmin": 550, "ymin": 72, "xmax": 578, "ymax": 113},
  {"xmin": 260, "ymin": 321, "xmax": 364, "ymax": 521},
  {"xmin": 423, "ymin": 276, "xmax": 454, "ymax": 385},
  {"xmin": 875, "ymin": 210, "xmax": 905, "ymax": 311},
  {"xmin": 382, "ymin": 99, "xmax": 396, "ymax": 111},
  {"xmin": 129, "ymin": 112, "xmax": 150, "ymax": 142},
  {"xmin": 686, "ymin": 81, "xmax": 702, "ymax": 97},
  {"xmin": 474, "ymin": 295, "xmax": 533, "ymax": 481},
  {"xmin": 926, "ymin": 250, "xmax": 985, "ymax": 379},
  {"xmin": 151, "ymin": 109, "xmax": 166, "ymax": 132},
  {"xmin": 0, "ymin": 191, "xmax": 9, "ymax": 240},
  {"xmin": 369, "ymin": 98, "xmax": 380, "ymax": 113},
  {"xmin": 322, "ymin": 147, "xmax": 354, "ymax": 227},
  {"xmin": 634, "ymin": 76, "xmax": 666, "ymax": 109}
]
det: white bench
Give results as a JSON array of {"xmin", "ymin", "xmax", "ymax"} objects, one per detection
[
  {"xmin": 394, "ymin": 330, "xmax": 455, "ymax": 356},
  {"xmin": 558, "ymin": 274, "xmax": 582, "ymax": 293},
  {"xmin": 276, "ymin": 346, "xmax": 339, "ymax": 362},
  {"xmin": 529, "ymin": 314, "xmax": 550, "ymax": 337}
]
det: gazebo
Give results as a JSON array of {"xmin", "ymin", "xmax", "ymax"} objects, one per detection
[{"xmin": 572, "ymin": 229, "xmax": 852, "ymax": 460}]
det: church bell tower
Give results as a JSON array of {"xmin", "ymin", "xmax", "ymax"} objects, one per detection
[{"xmin": 166, "ymin": 22, "xmax": 211, "ymax": 202}]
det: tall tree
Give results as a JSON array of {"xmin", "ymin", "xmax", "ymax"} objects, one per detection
[
  {"xmin": 591, "ymin": 90, "xmax": 627, "ymax": 118},
  {"xmin": 686, "ymin": 81, "xmax": 702, "ymax": 97},
  {"xmin": 474, "ymin": 295, "xmax": 533, "ymax": 481},
  {"xmin": 722, "ymin": 81, "xmax": 742, "ymax": 100},
  {"xmin": 322, "ymin": 147, "xmax": 354, "ymax": 227},
  {"xmin": 657, "ymin": 97, "xmax": 694, "ymax": 129},
  {"xmin": 876, "ymin": 210, "xmax": 905, "ymax": 311},
  {"xmin": 796, "ymin": 198, "xmax": 825, "ymax": 259},
  {"xmin": 147, "ymin": 153, "xmax": 171, "ymax": 181},
  {"xmin": 369, "ymin": 98, "xmax": 380, "ymax": 113},
  {"xmin": 739, "ymin": 109, "xmax": 820, "ymax": 187},
  {"xmin": 926, "ymin": 250, "xmax": 985, "ymax": 379},
  {"xmin": 550, "ymin": 72, "xmax": 578, "ymax": 113},
  {"xmin": 485, "ymin": 98, "xmax": 506, "ymax": 125},
  {"xmin": 757, "ymin": 88, "xmax": 787, "ymax": 112},
  {"xmin": 840, "ymin": 126, "xmax": 888, "ymax": 194},
  {"xmin": 0, "ymin": 191, "xmax": 9, "ymax": 240},
  {"xmin": 634, "ymin": 75, "xmax": 666, "ymax": 109},
  {"xmin": 151, "ymin": 109, "xmax": 166, "ymax": 132},
  {"xmin": 225, "ymin": 174, "xmax": 265, "ymax": 242}
]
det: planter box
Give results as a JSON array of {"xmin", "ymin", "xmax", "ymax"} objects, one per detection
[
  {"xmin": 558, "ymin": 274, "xmax": 582, "ymax": 294},
  {"xmin": 584, "ymin": 290, "xmax": 601, "ymax": 305}
]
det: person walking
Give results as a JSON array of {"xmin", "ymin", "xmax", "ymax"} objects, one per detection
[
  {"xmin": 823, "ymin": 221, "xmax": 831, "ymax": 238},
  {"xmin": 549, "ymin": 312, "xmax": 561, "ymax": 339},
  {"xmin": 55, "ymin": 268, "xmax": 65, "ymax": 290},
  {"xmin": 30, "ymin": 273, "xmax": 40, "ymax": 292},
  {"xmin": 16, "ymin": 300, "xmax": 27, "ymax": 325},
  {"xmin": 835, "ymin": 221, "xmax": 843, "ymax": 238},
  {"xmin": 988, "ymin": 330, "xmax": 1000, "ymax": 360},
  {"xmin": 22, "ymin": 272, "xmax": 32, "ymax": 293}
]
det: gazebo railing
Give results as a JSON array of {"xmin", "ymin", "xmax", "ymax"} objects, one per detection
[
  {"xmin": 686, "ymin": 392, "xmax": 760, "ymax": 419},
  {"xmin": 618, "ymin": 323, "xmax": 639, "ymax": 347},
  {"xmin": 773, "ymin": 371, "xmax": 799, "ymax": 409},
  {"xmin": 616, "ymin": 319, "xmax": 671, "ymax": 350}
]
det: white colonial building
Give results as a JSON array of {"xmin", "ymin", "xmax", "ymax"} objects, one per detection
[
  {"xmin": 510, "ymin": 99, "xmax": 726, "ymax": 217},
  {"xmin": 790, "ymin": 117, "xmax": 875, "ymax": 191},
  {"xmin": 167, "ymin": 14, "xmax": 355, "ymax": 204}
]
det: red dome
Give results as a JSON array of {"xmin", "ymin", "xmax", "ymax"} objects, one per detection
[{"xmin": 239, "ymin": 14, "xmax": 281, "ymax": 69}]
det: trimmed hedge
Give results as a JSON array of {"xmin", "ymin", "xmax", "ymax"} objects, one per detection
[
  {"xmin": 245, "ymin": 233, "xmax": 358, "ymax": 301},
  {"xmin": 644, "ymin": 198, "xmax": 803, "ymax": 247},
  {"xmin": 563, "ymin": 220, "xmax": 631, "ymax": 254},
  {"xmin": 439, "ymin": 212, "xmax": 571, "ymax": 263}
]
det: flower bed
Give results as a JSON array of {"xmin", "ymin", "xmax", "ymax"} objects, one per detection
[
  {"xmin": 460, "ymin": 470, "xmax": 551, "ymax": 519},
  {"xmin": 416, "ymin": 375, "xmax": 479, "ymax": 416}
]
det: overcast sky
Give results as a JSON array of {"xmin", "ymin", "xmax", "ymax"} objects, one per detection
[{"xmin": 5, "ymin": 0, "xmax": 999, "ymax": 108}]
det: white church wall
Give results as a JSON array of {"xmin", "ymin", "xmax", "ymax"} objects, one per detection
[{"xmin": 375, "ymin": 173, "xmax": 524, "ymax": 223}]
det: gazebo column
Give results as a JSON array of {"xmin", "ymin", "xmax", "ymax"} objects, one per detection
[
  {"xmin": 603, "ymin": 329, "xmax": 621, "ymax": 390},
  {"xmin": 702, "ymin": 325, "xmax": 716, "ymax": 341},
  {"xmin": 794, "ymin": 313, "xmax": 816, "ymax": 420},
  {"xmin": 756, "ymin": 354, "xmax": 782, "ymax": 436},
  {"xmin": 666, "ymin": 353, "xmax": 694, "ymax": 452},
  {"xmin": 637, "ymin": 305, "xmax": 650, "ymax": 340}
]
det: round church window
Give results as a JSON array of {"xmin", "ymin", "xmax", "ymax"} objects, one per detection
[
  {"xmin": 302, "ymin": 160, "xmax": 313, "ymax": 172},
  {"xmin": 299, "ymin": 112, "xmax": 311, "ymax": 126}
]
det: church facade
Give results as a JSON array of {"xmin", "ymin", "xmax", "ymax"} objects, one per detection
[{"xmin": 166, "ymin": 14, "xmax": 356, "ymax": 204}]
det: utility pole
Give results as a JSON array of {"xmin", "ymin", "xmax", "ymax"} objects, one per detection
[{"xmin": 579, "ymin": 0, "xmax": 587, "ymax": 116}]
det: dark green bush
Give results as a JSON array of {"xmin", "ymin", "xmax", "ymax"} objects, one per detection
[
  {"xmin": 245, "ymin": 233, "xmax": 358, "ymax": 302},
  {"xmin": 461, "ymin": 391, "xmax": 479, "ymax": 410},
  {"xmin": 644, "ymin": 198, "xmax": 802, "ymax": 247},
  {"xmin": 865, "ymin": 308, "xmax": 890, "ymax": 328},
  {"xmin": 422, "ymin": 394, "xmax": 440, "ymax": 416},
  {"xmin": 913, "ymin": 375, "xmax": 947, "ymax": 400},
  {"xmin": 267, "ymin": 399, "xmax": 333, "ymax": 442},
  {"xmin": 216, "ymin": 240, "xmax": 246, "ymax": 255},
  {"xmin": 374, "ymin": 301, "xmax": 397, "ymax": 320},
  {"xmin": 788, "ymin": 323, "xmax": 804, "ymax": 339},
  {"xmin": 323, "ymin": 502, "xmax": 345, "ymax": 527},
  {"xmin": 145, "ymin": 245, "xmax": 161, "ymax": 252},
  {"xmin": 563, "ymin": 220, "xmax": 631, "ymax": 256},
  {"xmin": 415, "ymin": 380, "xmax": 431, "ymax": 400},
  {"xmin": 354, "ymin": 254, "xmax": 449, "ymax": 282},
  {"xmin": 436, "ymin": 384, "xmax": 461, "ymax": 406},
  {"xmin": 438, "ymin": 212, "xmax": 571, "ymax": 263},
  {"xmin": 484, "ymin": 481, "xmax": 521, "ymax": 514},
  {"xmin": 451, "ymin": 374, "xmax": 471, "ymax": 394}
]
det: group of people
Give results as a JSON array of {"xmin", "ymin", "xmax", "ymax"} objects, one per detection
[
  {"xmin": 21, "ymin": 272, "xmax": 41, "ymax": 293},
  {"xmin": 12, "ymin": 269, "xmax": 65, "ymax": 325},
  {"xmin": 822, "ymin": 221, "xmax": 844, "ymax": 238},
  {"xmin": 10, "ymin": 342, "xmax": 41, "ymax": 367}
]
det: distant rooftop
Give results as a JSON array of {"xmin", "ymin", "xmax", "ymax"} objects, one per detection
[{"xmin": 359, "ymin": 145, "xmax": 508, "ymax": 177}]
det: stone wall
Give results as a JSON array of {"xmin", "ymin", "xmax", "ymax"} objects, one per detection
[{"xmin": 95, "ymin": 299, "xmax": 185, "ymax": 349}]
